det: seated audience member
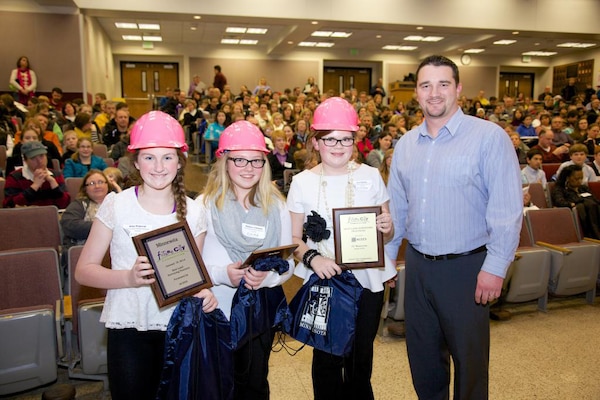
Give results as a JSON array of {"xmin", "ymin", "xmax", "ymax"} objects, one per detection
[
  {"xmin": 288, "ymin": 119, "xmax": 309, "ymax": 158},
  {"xmin": 550, "ymin": 116, "xmax": 574, "ymax": 147},
  {"xmin": 6, "ymin": 124, "xmax": 61, "ymax": 174},
  {"xmin": 3, "ymin": 141, "xmax": 70, "ymax": 208},
  {"xmin": 62, "ymin": 130, "xmax": 79, "ymax": 166},
  {"xmin": 103, "ymin": 166, "xmax": 124, "ymax": 193},
  {"xmin": 109, "ymin": 131, "xmax": 129, "ymax": 162},
  {"xmin": 203, "ymin": 110, "xmax": 227, "ymax": 162},
  {"xmin": 366, "ymin": 132, "xmax": 393, "ymax": 168},
  {"xmin": 61, "ymin": 169, "xmax": 110, "ymax": 249},
  {"xmin": 516, "ymin": 114, "xmax": 536, "ymax": 137},
  {"xmin": 267, "ymin": 129, "xmax": 295, "ymax": 192},
  {"xmin": 93, "ymin": 100, "xmax": 114, "ymax": 131},
  {"xmin": 63, "ymin": 138, "xmax": 107, "ymax": 178},
  {"xmin": 554, "ymin": 144, "xmax": 599, "ymax": 184},
  {"xmin": 73, "ymin": 112, "xmax": 93, "ymax": 140},
  {"xmin": 102, "ymin": 106, "xmax": 133, "ymax": 148},
  {"xmin": 590, "ymin": 145, "xmax": 600, "ymax": 176},
  {"xmin": 355, "ymin": 123, "xmax": 373, "ymax": 162},
  {"xmin": 531, "ymin": 129, "xmax": 570, "ymax": 164},
  {"xmin": 510, "ymin": 133, "xmax": 528, "ymax": 164},
  {"xmin": 551, "ymin": 164, "xmax": 600, "ymax": 239},
  {"xmin": 521, "ymin": 149, "xmax": 547, "ymax": 186},
  {"xmin": 378, "ymin": 148, "xmax": 394, "ymax": 186},
  {"xmin": 583, "ymin": 123, "xmax": 600, "ymax": 155}
]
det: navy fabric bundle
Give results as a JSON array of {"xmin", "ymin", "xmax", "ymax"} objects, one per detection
[
  {"xmin": 157, "ymin": 297, "xmax": 234, "ymax": 400},
  {"xmin": 286, "ymin": 270, "xmax": 363, "ymax": 357},
  {"xmin": 230, "ymin": 256, "xmax": 291, "ymax": 350}
]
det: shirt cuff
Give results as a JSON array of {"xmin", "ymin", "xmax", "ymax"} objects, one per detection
[{"xmin": 481, "ymin": 253, "xmax": 512, "ymax": 279}]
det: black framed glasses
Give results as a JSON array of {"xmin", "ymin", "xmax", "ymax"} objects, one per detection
[
  {"xmin": 320, "ymin": 137, "xmax": 354, "ymax": 147},
  {"xmin": 227, "ymin": 157, "xmax": 266, "ymax": 168},
  {"xmin": 85, "ymin": 180, "xmax": 107, "ymax": 187}
]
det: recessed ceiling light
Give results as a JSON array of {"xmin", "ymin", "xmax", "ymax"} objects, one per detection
[
  {"xmin": 138, "ymin": 23, "xmax": 160, "ymax": 30},
  {"xmin": 190, "ymin": 26, "xmax": 197, "ymax": 31},
  {"xmin": 382, "ymin": 45, "xmax": 417, "ymax": 51},
  {"xmin": 494, "ymin": 40, "xmax": 516, "ymax": 45},
  {"xmin": 311, "ymin": 21, "xmax": 319, "ymax": 25},
  {"xmin": 416, "ymin": 26, "xmax": 424, "ymax": 30},
  {"xmin": 331, "ymin": 32, "xmax": 352, "ymax": 38},
  {"xmin": 464, "ymin": 49, "xmax": 485, "ymax": 53},
  {"xmin": 193, "ymin": 15, "xmax": 201, "ymax": 20},
  {"xmin": 246, "ymin": 28, "xmax": 268, "ymax": 34},
  {"xmin": 115, "ymin": 22, "xmax": 138, "ymax": 29},
  {"xmin": 376, "ymin": 35, "xmax": 382, "ymax": 39},
  {"xmin": 142, "ymin": 35, "xmax": 162, "ymax": 42},
  {"xmin": 240, "ymin": 39, "xmax": 258, "ymax": 45},
  {"xmin": 404, "ymin": 35, "xmax": 443, "ymax": 42},
  {"xmin": 522, "ymin": 51, "xmax": 557, "ymax": 56},
  {"xmin": 226, "ymin": 27, "xmax": 246, "ymax": 33},
  {"xmin": 312, "ymin": 31, "xmax": 331, "ymax": 37},
  {"xmin": 557, "ymin": 42, "xmax": 595, "ymax": 48},
  {"xmin": 221, "ymin": 38, "xmax": 240, "ymax": 44},
  {"xmin": 316, "ymin": 42, "xmax": 335, "ymax": 47},
  {"xmin": 512, "ymin": 31, "xmax": 519, "ymax": 35},
  {"xmin": 299, "ymin": 41, "xmax": 317, "ymax": 47},
  {"xmin": 122, "ymin": 35, "xmax": 142, "ymax": 41},
  {"xmin": 287, "ymin": 41, "xmax": 294, "ymax": 45}
]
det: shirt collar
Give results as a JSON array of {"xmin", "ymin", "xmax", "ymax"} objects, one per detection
[
  {"xmin": 22, "ymin": 163, "xmax": 34, "ymax": 181},
  {"xmin": 417, "ymin": 107, "xmax": 464, "ymax": 139}
]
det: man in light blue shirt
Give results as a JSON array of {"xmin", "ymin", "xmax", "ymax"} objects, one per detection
[
  {"xmin": 386, "ymin": 55, "xmax": 522, "ymax": 400},
  {"xmin": 521, "ymin": 148, "xmax": 547, "ymax": 187}
]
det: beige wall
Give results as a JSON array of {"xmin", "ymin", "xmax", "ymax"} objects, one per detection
[
  {"xmin": 0, "ymin": 11, "xmax": 83, "ymax": 94},
  {"xmin": 82, "ymin": 15, "xmax": 115, "ymax": 103}
]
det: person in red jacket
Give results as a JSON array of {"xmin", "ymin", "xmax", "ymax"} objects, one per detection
[{"xmin": 3, "ymin": 141, "xmax": 70, "ymax": 208}]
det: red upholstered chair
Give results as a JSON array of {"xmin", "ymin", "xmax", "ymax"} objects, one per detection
[{"xmin": 541, "ymin": 163, "xmax": 561, "ymax": 182}]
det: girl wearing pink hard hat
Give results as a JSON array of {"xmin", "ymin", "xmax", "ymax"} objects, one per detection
[{"xmin": 75, "ymin": 111, "xmax": 217, "ymax": 400}]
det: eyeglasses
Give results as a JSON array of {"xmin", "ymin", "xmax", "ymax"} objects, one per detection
[
  {"xmin": 85, "ymin": 180, "xmax": 107, "ymax": 187},
  {"xmin": 320, "ymin": 137, "xmax": 354, "ymax": 147},
  {"xmin": 227, "ymin": 157, "xmax": 266, "ymax": 168}
]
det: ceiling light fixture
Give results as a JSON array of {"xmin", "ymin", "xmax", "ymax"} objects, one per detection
[
  {"xmin": 464, "ymin": 49, "xmax": 485, "ymax": 53},
  {"xmin": 193, "ymin": 15, "xmax": 201, "ymax": 20},
  {"xmin": 142, "ymin": 35, "xmax": 162, "ymax": 42},
  {"xmin": 240, "ymin": 39, "xmax": 258, "ymax": 45},
  {"xmin": 522, "ymin": 51, "xmax": 557, "ymax": 56},
  {"xmin": 557, "ymin": 42, "xmax": 595, "ymax": 48},
  {"xmin": 115, "ymin": 22, "xmax": 138, "ymax": 29},
  {"xmin": 226, "ymin": 27, "xmax": 246, "ymax": 33},
  {"xmin": 404, "ymin": 35, "xmax": 443, "ymax": 42},
  {"xmin": 382, "ymin": 45, "xmax": 418, "ymax": 51},
  {"xmin": 494, "ymin": 40, "xmax": 516, "ymax": 45},
  {"xmin": 221, "ymin": 38, "xmax": 240, "ymax": 44},
  {"xmin": 246, "ymin": 28, "xmax": 268, "ymax": 34},
  {"xmin": 122, "ymin": 35, "xmax": 142, "ymax": 41},
  {"xmin": 138, "ymin": 23, "xmax": 160, "ymax": 30}
]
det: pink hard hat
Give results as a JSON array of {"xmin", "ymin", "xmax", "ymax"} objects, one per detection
[
  {"xmin": 215, "ymin": 120, "xmax": 269, "ymax": 158},
  {"xmin": 311, "ymin": 97, "xmax": 359, "ymax": 132},
  {"xmin": 128, "ymin": 110, "xmax": 188, "ymax": 152}
]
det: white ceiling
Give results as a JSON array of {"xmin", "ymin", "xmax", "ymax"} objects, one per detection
[
  {"xmin": 91, "ymin": 12, "xmax": 600, "ymax": 59},
  {"xmin": 30, "ymin": 0, "xmax": 600, "ymax": 59}
]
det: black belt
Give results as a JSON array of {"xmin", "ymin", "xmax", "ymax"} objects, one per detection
[{"xmin": 413, "ymin": 245, "xmax": 487, "ymax": 261}]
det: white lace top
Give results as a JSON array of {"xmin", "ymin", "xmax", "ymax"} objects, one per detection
[{"xmin": 96, "ymin": 187, "xmax": 206, "ymax": 331}]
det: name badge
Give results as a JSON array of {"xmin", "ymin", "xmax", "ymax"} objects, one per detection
[
  {"xmin": 242, "ymin": 223, "xmax": 267, "ymax": 239},
  {"xmin": 284, "ymin": 162, "xmax": 293, "ymax": 169},
  {"xmin": 124, "ymin": 224, "xmax": 153, "ymax": 237},
  {"xmin": 354, "ymin": 180, "xmax": 372, "ymax": 191},
  {"xmin": 581, "ymin": 192, "xmax": 592, "ymax": 198}
]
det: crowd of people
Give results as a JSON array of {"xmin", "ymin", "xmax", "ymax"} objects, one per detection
[{"xmin": 2, "ymin": 54, "xmax": 600, "ymax": 400}]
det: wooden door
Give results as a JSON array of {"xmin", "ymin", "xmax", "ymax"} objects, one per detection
[
  {"xmin": 120, "ymin": 62, "xmax": 179, "ymax": 119},
  {"xmin": 323, "ymin": 67, "xmax": 371, "ymax": 96},
  {"xmin": 498, "ymin": 73, "xmax": 533, "ymax": 100}
]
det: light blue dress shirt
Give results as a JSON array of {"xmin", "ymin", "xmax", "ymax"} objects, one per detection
[{"xmin": 386, "ymin": 108, "xmax": 523, "ymax": 278}]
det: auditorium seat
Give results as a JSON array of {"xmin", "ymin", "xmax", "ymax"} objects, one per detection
[
  {"xmin": 0, "ymin": 206, "xmax": 61, "ymax": 253},
  {"xmin": 526, "ymin": 208, "xmax": 599, "ymax": 304},
  {"xmin": 502, "ymin": 220, "xmax": 551, "ymax": 311},
  {"xmin": 527, "ymin": 182, "xmax": 549, "ymax": 208},
  {"xmin": 92, "ymin": 144, "xmax": 108, "ymax": 158},
  {"xmin": 0, "ymin": 248, "xmax": 63, "ymax": 395},
  {"xmin": 541, "ymin": 163, "xmax": 561, "ymax": 182},
  {"xmin": 65, "ymin": 177, "xmax": 83, "ymax": 204},
  {"xmin": 64, "ymin": 246, "xmax": 108, "ymax": 388}
]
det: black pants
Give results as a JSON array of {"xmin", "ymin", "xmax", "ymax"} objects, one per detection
[
  {"xmin": 405, "ymin": 245, "xmax": 490, "ymax": 400},
  {"xmin": 107, "ymin": 328, "xmax": 166, "ymax": 400},
  {"xmin": 312, "ymin": 288, "xmax": 384, "ymax": 400},
  {"xmin": 233, "ymin": 328, "xmax": 276, "ymax": 400}
]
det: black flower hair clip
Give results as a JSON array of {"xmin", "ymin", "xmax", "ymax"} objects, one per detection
[{"xmin": 303, "ymin": 210, "xmax": 331, "ymax": 243}]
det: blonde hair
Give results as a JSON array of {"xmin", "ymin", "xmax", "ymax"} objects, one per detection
[
  {"xmin": 103, "ymin": 166, "xmax": 123, "ymax": 186},
  {"xmin": 129, "ymin": 149, "xmax": 188, "ymax": 222},
  {"xmin": 203, "ymin": 153, "xmax": 283, "ymax": 213},
  {"xmin": 379, "ymin": 148, "xmax": 394, "ymax": 185}
]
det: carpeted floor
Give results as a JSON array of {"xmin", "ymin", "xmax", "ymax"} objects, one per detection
[{"xmin": 4, "ymin": 160, "xmax": 599, "ymax": 400}]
